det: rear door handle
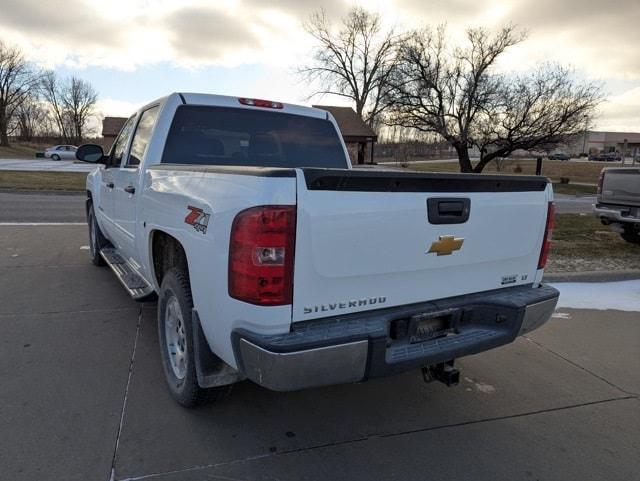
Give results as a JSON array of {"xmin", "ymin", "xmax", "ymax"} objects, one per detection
[
  {"xmin": 124, "ymin": 185, "xmax": 136, "ymax": 194},
  {"xmin": 427, "ymin": 198, "xmax": 471, "ymax": 224},
  {"xmin": 104, "ymin": 182, "xmax": 114, "ymax": 189}
]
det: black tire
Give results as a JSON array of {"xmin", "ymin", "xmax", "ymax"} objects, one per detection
[
  {"xmin": 620, "ymin": 226, "xmax": 640, "ymax": 245},
  {"xmin": 158, "ymin": 268, "xmax": 231, "ymax": 407},
  {"xmin": 51, "ymin": 154, "xmax": 60, "ymax": 161},
  {"xmin": 88, "ymin": 203, "xmax": 108, "ymax": 266}
]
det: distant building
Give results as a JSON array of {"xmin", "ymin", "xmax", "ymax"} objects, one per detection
[
  {"xmin": 100, "ymin": 116, "xmax": 127, "ymax": 151},
  {"xmin": 585, "ymin": 131, "xmax": 640, "ymax": 156},
  {"xmin": 312, "ymin": 105, "xmax": 378, "ymax": 164},
  {"xmin": 565, "ymin": 130, "xmax": 640, "ymax": 157}
]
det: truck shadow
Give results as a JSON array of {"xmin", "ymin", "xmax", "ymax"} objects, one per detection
[{"xmin": 111, "ymin": 306, "xmax": 623, "ymax": 479}]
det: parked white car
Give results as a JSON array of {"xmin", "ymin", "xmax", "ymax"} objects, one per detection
[
  {"xmin": 77, "ymin": 92, "xmax": 559, "ymax": 407},
  {"xmin": 44, "ymin": 145, "xmax": 78, "ymax": 160}
]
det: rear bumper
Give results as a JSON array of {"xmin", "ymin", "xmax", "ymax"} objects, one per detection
[
  {"xmin": 593, "ymin": 203, "xmax": 640, "ymax": 224},
  {"xmin": 232, "ymin": 285, "xmax": 559, "ymax": 391}
]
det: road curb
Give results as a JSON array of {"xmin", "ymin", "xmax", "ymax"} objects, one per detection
[{"xmin": 544, "ymin": 270, "xmax": 640, "ymax": 283}]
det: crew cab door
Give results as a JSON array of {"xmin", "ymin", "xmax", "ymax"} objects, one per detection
[
  {"xmin": 98, "ymin": 116, "xmax": 136, "ymax": 242},
  {"xmin": 112, "ymin": 106, "xmax": 160, "ymax": 260}
]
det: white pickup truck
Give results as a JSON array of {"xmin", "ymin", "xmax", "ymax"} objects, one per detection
[{"xmin": 79, "ymin": 93, "xmax": 559, "ymax": 407}]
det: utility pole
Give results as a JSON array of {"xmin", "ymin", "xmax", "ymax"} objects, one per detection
[{"xmin": 581, "ymin": 115, "xmax": 588, "ymax": 156}]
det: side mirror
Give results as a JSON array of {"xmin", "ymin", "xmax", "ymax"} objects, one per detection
[{"xmin": 76, "ymin": 144, "xmax": 106, "ymax": 163}]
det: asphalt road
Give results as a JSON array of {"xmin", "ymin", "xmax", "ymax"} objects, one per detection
[
  {"xmin": 0, "ymin": 191, "xmax": 86, "ymax": 223},
  {"xmin": 1, "ymin": 195, "xmax": 639, "ymax": 481}
]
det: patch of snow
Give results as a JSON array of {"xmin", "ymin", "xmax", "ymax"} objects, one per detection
[
  {"xmin": 548, "ymin": 280, "xmax": 640, "ymax": 312},
  {"xmin": 463, "ymin": 376, "xmax": 497, "ymax": 394},
  {"xmin": 552, "ymin": 312, "xmax": 572, "ymax": 319}
]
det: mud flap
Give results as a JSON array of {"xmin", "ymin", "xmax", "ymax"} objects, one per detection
[{"xmin": 191, "ymin": 309, "xmax": 244, "ymax": 388}]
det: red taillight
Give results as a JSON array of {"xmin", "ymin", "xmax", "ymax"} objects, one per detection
[
  {"xmin": 597, "ymin": 169, "xmax": 605, "ymax": 195},
  {"xmin": 538, "ymin": 202, "xmax": 555, "ymax": 269},
  {"xmin": 238, "ymin": 97, "xmax": 284, "ymax": 109},
  {"xmin": 229, "ymin": 206, "xmax": 296, "ymax": 305}
]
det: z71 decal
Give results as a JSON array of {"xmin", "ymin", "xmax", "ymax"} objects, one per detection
[{"xmin": 184, "ymin": 205, "xmax": 210, "ymax": 234}]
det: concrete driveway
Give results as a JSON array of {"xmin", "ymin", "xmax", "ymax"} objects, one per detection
[{"xmin": 1, "ymin": 196, "xmax": 638, "ymax": 481}]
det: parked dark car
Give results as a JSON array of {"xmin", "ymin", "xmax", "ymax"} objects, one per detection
[
  {"xmin": 589, "ymin": 152, "xmax": 621, "ymax": 162},
  {"xmin": 548, "ymin": 153, "xmax": 570, "ymax": 161}
]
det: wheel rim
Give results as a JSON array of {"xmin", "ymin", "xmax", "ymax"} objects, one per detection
[{"xmin": 165, "ymin": 294, "xmax": 188, "ymax": 380}]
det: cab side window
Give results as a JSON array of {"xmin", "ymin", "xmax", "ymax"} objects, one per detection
[
  {"xmin": 108, "ymin": 116, "xmax": 136, "ymax": 168},
  {"xmin": 127, "ymin": 106, "xmax": 160, "ymax": 167}
]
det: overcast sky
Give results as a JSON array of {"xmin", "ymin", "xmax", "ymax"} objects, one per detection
[{"xmin": 1, "ymin": 0, "xmax": 638, "ymax": 131}]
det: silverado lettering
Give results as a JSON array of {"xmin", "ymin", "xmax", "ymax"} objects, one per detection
[{"xmin": 304, "ymin": 297, "xmax": 387, "ymax": 314}]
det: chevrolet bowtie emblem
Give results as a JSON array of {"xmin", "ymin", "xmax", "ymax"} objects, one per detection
[{"xmin": 427, "ymin": 235, "xmax": 464, "ymax": 256}]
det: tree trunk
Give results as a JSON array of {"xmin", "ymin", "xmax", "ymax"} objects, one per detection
[
  {"xmin": 473, "ymin": 156, "xmax": 492, "ymax": 173},
  {"xmin": 355, "ymin": 101, "xmax": 365, "ymax": 121},
  {"xmin": 454, "ymin": 143, "xmax": 473, "ymax": 172},
  {"xmin": 0, "ymin": 111, "xmax": 9, "ymax": 147}
]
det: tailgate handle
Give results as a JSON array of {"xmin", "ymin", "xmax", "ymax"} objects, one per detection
[{"xmin": 427, "ymin": 198, "xmax": 470, "ymax": 224}]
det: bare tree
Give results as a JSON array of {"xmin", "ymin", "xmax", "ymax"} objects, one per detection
[
  {"xmin": 41, "ymin": 72, "xmax": 98, "ymax": 143},
  {"xmin": 386, "ymin": 25, "xmax": 602, "ymax": 172},
  {"xmin": 0, "ymin": 40, "xmax": 40, "ymax": 146},
  {"xmin": 13, "ymin": 93, "xmax": 49, "ymax": 141},
  {"xmin": 300, "ymin": 7, "xmax": 401, "ymax": 125},
  {"xmin": 41, "ymin": 70, "xmax": 70, "ymax": 142},
  {"xmin": 470, "ymin": 66, "xmax": 601, "ymax": 172},
  {"xmin": 61, "ymin": 76, "xmax": 98, "ymax": 143}
]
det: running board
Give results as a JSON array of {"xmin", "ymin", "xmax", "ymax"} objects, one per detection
[{"xmin": 100, "ymin": 247, "xmax": 155, "ymax": 300}]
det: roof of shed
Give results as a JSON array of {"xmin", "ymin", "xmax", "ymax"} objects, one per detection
[
  {"xmin": 312, "ymin": 105, "xmax": 377, "ymax": 141},
  {"xmin": 102, "ymin": 117, "xmax": 127, "ymax": 137}
]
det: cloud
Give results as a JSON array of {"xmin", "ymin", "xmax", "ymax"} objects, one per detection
[
  {"xmin": 597, "ymin": 87, "xmax": 640, "ymax": 131},
  {"xmin": 245, "ymin": 0, "xmax": 348, "ymax": 17},
  {"xmin": 0, "ymin": 0, "xmax": 310, "ymax": 69},
  {"xmin": 0, "ymin": 0, "xmax": 638, "ymax": 131},
  {"xmin": 0, "ymin": 0, "xmax": 124, "ymax": 47},
  {"xmin": 162, "ymin": 6, "xmax": 265, "ymax": 63},
  {"xmin": 394, "ymin": 0, "xmax": 640, "ymax": 79},
  {"xmin": 97, "ymin": 98, "xmax": 143, "ymax": 118}
]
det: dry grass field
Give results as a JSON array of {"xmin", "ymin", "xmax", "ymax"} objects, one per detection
[
  {"xmin": 0, "ymin": 171, "xmax": 87, "ymax": 191},
  {"xmin": 547, "ymin": 214, "xmax": 640, "ymax": 273},
  {"xmin": 0, "ymin": 143, "xmax": 42, "ymax": 159}
]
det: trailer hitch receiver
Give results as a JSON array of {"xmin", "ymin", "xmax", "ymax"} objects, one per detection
[{"xmin": 422, "ymin": 362, "xmax": 460, "ymax": 387}]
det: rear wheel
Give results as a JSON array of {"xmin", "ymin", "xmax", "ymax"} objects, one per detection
[
  {"xmin": 88, "ymin": 203, "xmax": 107, "ymax": 266},
  {"xmin": 620, "ymin": 225, "xmax": 640, "ymax": 245},
  {"xmin": 158, "ymin": 268, "xmax": 231, "ymax": 407}
]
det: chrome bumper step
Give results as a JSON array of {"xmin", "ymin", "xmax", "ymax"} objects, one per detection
[{"xmin": 100, "ymin": 247, "xmax": 155, "ymax": 300}]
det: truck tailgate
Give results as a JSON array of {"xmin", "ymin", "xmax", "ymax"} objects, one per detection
[
  {"xmin": 601, "ymin": 168, "xmax": 640, "ymax": 207},
  {"xmin": 292, "ymin": 169, "xmax": 550, "ymax": 322}
]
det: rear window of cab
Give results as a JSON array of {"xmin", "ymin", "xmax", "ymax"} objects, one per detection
[{"xmin": 161, "ymin": 105, "xmax": 348, "ymax": 169}]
